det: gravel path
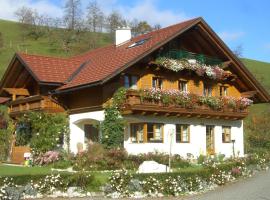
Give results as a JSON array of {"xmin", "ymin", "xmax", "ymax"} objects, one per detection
[{"xmin": 38, "ymin": 170, "xmax": 270, "ymax": 200}]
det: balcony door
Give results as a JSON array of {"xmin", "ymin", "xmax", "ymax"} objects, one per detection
[{"xmin": 206, "ymin": 125, "xmax": 215, "ymax": 155}]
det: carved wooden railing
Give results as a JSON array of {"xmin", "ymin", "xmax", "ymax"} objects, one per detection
[
  {"xmin": 8, "ymin": 95, "xmax": 64, "ymax": 116},
  {"xmin": 122, "ymin": 90, "xmax": 248, "ymax": 120}
]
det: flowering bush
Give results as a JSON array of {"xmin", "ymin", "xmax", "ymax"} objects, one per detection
[
  {"xmin": 34, "ymin": 151, "xmax": 60, "ymax": 165},
  {"xmin": 155, "ymin": 57, "xmax": 232, "ymax": 81},
  {"xmin": 139, "ymin": 88, "xmax": 253, "ymax": 111}
]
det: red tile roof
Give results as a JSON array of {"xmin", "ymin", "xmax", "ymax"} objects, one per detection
[
  {"xmin": 17, "ymin": 53, "xmax": 82, "ymax": 84},
  {"xmin": 16, "ymin": 18, "xmax": 200, "ymax": 89}
]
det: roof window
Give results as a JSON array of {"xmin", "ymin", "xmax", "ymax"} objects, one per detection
[{"xmin": 128, "ymin": 37, "xmax": 151, "ymax": 48}]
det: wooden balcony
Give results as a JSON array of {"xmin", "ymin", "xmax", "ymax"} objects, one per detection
[
  {"xmin": 8, "ymin": 95, "xmax": 65, "ymax": 117},
  {"xmin": 122, "ymin": 90, "xmax": 248, "ymax": 120}
]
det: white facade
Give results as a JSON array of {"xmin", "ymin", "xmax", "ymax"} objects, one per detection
[
  {"xmin": 69, "ymin": 110, "xmax": 244, "ymax": 158},
  {"xmin": 69, "ymin": 111, "xmax": 104, "ymax": 153}
]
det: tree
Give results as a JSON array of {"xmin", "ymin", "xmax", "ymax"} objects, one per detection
[
  {"xmin": 15, "ymin": 6, "xmax": 48, "ymax": 40},
  {"xmin": 86, "ymin": 0, "xmax": 104, "ymax": 32},
  {"xmin": 106, "ymin": 10, "xmax": 126, "ymax": 34},
  {"xmin": 233, "ymin": 44, "xmax": 243, "ymax": 58},
  {"xmin": 63, "ymin": 0, "xmax": 82, "ymax": 30},
  {"xmin": 131, "ymin": 20, "xmax": 152, "ymax": 36},
  {"xmin": 153, "ymin": 24, "xmax": 161, "ymax": 30},
  {"xmin": 15, "ymin": 6, "xmax": 37, "ymax": 25}
]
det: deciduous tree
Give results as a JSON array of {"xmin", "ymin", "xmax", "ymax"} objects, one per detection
[
  {"xmin": 86, "ymin": 0, "xmax": 104, "ymax": 32},
  {"xmin": 63, "ymin": 0, "xmax": 82, "ymax": 30}
]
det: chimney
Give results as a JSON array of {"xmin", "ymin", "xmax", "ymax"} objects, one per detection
[{"xmin": 115, "ymin": 27, "xmax": 131, "ymax": 46}]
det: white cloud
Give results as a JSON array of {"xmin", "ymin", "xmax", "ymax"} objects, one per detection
[
  {"xmin": 112, "ymin": 0, "xmax": 190, "ymax": 27},
  {"xmin": 0, "ymin": 0, "xmax": 189, "ymax": 27},
  {"xmin": 218, "ymin": 31, "xmax": 245, "ymax": 42},
  {"xmin": 0, "ymin": 0, "xmax": 63, "ymax": 21}
]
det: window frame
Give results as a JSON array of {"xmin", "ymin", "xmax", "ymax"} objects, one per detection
[
  {"xmin": 220, "ymin": 85, "xmax": 228, "ymax": 97},
  {"xmin": 178, "ymin": 80, "xmax": 188, "ymax": 92},
  {"xmin": 130, "ymin": 123, "xmax": 144, "ymax": 143},
  {"xmin": 176, "ymin": 124, "xmax": 190, "ymax": 143},
  {"xmin": 124, "ymin": 74, "xmax": 138, "ymax": 89},
  {"xmin": 222, "ymin": 126, "xmax": 231, "ymax": 143},
  {"xmin": 203, "ymin": 83, "xmax": 213, "ymax": 97},
  {"xmin": 147, "ymin": 123, "xmax": 164, "ymax": 143},
  {"xmin": 152, "ymin": 77, "xmax": 163, "ymax": 89}
]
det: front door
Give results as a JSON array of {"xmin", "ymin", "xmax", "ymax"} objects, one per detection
[
  {"xmin": 206, "ymin": 125, "xmax": 215, "ymax": 155},
  {"xmin": 84, "ymin": 124, "xmax": 99, "ymax": 147}
]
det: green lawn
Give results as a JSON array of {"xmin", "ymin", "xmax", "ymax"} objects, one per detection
[{"xmin": 0, "ymin": 164, "xmax": 52, "ymax": 176}]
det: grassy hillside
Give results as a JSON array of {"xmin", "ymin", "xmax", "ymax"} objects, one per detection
[{"xmin": 0, "ymin": 19, "xmax": 112, "ymax": 75}]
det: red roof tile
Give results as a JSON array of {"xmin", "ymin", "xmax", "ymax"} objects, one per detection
[
  {"xmin": 17, "ymin": 18, "xmax": 200, "ymax": 88},
  {"xmin": 18, "ymin": 53, "xmax": 82, "ymax": 84}
]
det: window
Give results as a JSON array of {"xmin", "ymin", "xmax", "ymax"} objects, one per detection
[
  {"xmin": 130, "ymin": 124, "xmax": 143, "ymax": 143},
  {"xmin": 203, "ymin": 83, "xmax": 212, "ymax": 96},
  {"xmin": 124, "ymin": 75, "xmax": 138, "ymax": 89},
  {"xmin": 152, "ymin": 77, "xmax": 163, "ymax": 89},
  {"xmin": 220, "ymin": 86, "xmax": 228, "ymax": 97},
  {"xmin": 176, "ymin": 124, "xmax": 190, "ymax": 143},
  {"xmin": 147, "ymin": 123, "xmax": 163, "ymax": 143},
  {"xmin": 222, "ymin": 126, "xmax": 231, "ymax": 143},
  {"xmin": 179, "ymin": 80, "xmax": 188, "ymax": 92},
  {"xmin": 128, "ymin": 37, "xmax": 151, "ymax": 48}
]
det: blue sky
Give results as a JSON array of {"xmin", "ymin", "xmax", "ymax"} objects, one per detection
[{"xmin": 0, "ymin": 0, "xmax": 269, "ymax": 62}]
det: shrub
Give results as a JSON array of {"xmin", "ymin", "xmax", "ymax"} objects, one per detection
[
  {"xmin": 34, "ymin": 151, "xmax": 60, "ymax": 165},
  {"xmin": 0, "ymin": 106, "xmax": 14, "ymax": 161},
  {"xmin": 16, "ymin": 112, "xmax": 69, "ymax": 158}
]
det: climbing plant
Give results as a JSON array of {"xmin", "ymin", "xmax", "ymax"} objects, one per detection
[
  {"xmin": 17, "ymin": 111, "xmax": 70, "ymax": 157},
  {"xmin": 0, "ymin": 106, "xmax": 14, "ymax": 161},
  {"xmin": 101, "ymin": 87, "xmax": 127, "ymax": 148}
]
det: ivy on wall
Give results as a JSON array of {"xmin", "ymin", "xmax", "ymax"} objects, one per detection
[
  {"xmin": 0, "ymin": 106, "xmax": 14, "ymax": 161},
  {"xmin": 16, "ymin": 112, "xmax": 70, "ymax": 157},
  {"xmin": 101, "ymin": 87, "xmax": 127, "ymax": 148}
]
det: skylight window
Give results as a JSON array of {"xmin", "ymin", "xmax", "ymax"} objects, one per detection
[{"xmin": 128, "ymin": 37, "xmax": 151, "ymax": 48}]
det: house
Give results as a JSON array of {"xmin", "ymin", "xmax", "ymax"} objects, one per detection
[{"xmin": 0, "ymin": 17, "xmax": 269, "ymax": 159}]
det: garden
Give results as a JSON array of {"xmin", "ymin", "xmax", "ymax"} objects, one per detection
[{"xmin": 0, "ymin": 90, "xmax": 269, "ymax": 199}]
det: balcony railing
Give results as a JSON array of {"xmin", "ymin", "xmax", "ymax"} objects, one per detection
[
  {"xmin": 158, "ymin": 50, "xmax": 223, "ymax": 66},
  {"xmin": 122, "ymin": 90, "xmax": 248, "ymax": 120},
  {"xmin": 8, "ymin": 95, "xmax": 64, "ymax": 116}
]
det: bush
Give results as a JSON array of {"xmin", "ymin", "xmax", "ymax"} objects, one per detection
[
  {"xmin": 16, "ymin": 112, "xmax": 69, "ymax": 158},
  {"xmin": 0, "ymin": 106, "xmax": 14, "ymax": 161},
  {"xmin": 73, "ymin": 148, "xmax": 190, "ymax": 171}
]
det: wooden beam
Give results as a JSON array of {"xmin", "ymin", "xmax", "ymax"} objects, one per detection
[
  {"xmin": 3, "ymin": 88, "xmax": 30, "ymax": 96},
  {"xmin": 221, "ymin": 61, "xmax": 232, "ymax": 69},
  {"xmin": 241, "ymin": 91, "xmax": 257, "ymax": 98}
]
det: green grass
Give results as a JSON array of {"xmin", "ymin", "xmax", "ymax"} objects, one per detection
[
  {"xmin": 0, "ymin": 19, "xmax": 112, "ymax": 76},
  {"xmin": 0, "ymin": 164, "xmax": 52, "ymax": 176}
]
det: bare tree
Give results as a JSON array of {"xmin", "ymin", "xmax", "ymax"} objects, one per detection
[
  {"xmin": 106, "ymin": 10, "xmax": 126, "ymax": 34},
  {"xmin": 15, "ymin": 6, "xmax": 37, "ymax": 25},
  {"xmin": 153, "ymin": 24, "xmax": 161, "ymax": 30},
  {"xmin": 15, "ymin": 6, "xmax": 46, "ymax": 40},
  {"xmin": 86, "ymin": 0, "xmax": 104, "ymax": 32},
  {"xmin": 63, "ymin": 0, "xmax": 82, "ymax": 30},
  {"xmin": 233, "ymin": 44, "xmax": 243, "ymax": 58}
]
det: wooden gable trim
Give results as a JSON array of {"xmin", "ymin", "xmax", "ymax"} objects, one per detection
[
  {"xmin": 197, "ymin": 19, "xmax": 270, "ymax": 103},
  {"xmin": 0, "ymin": 54, "xmax": 40, "ymax": 95}
]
